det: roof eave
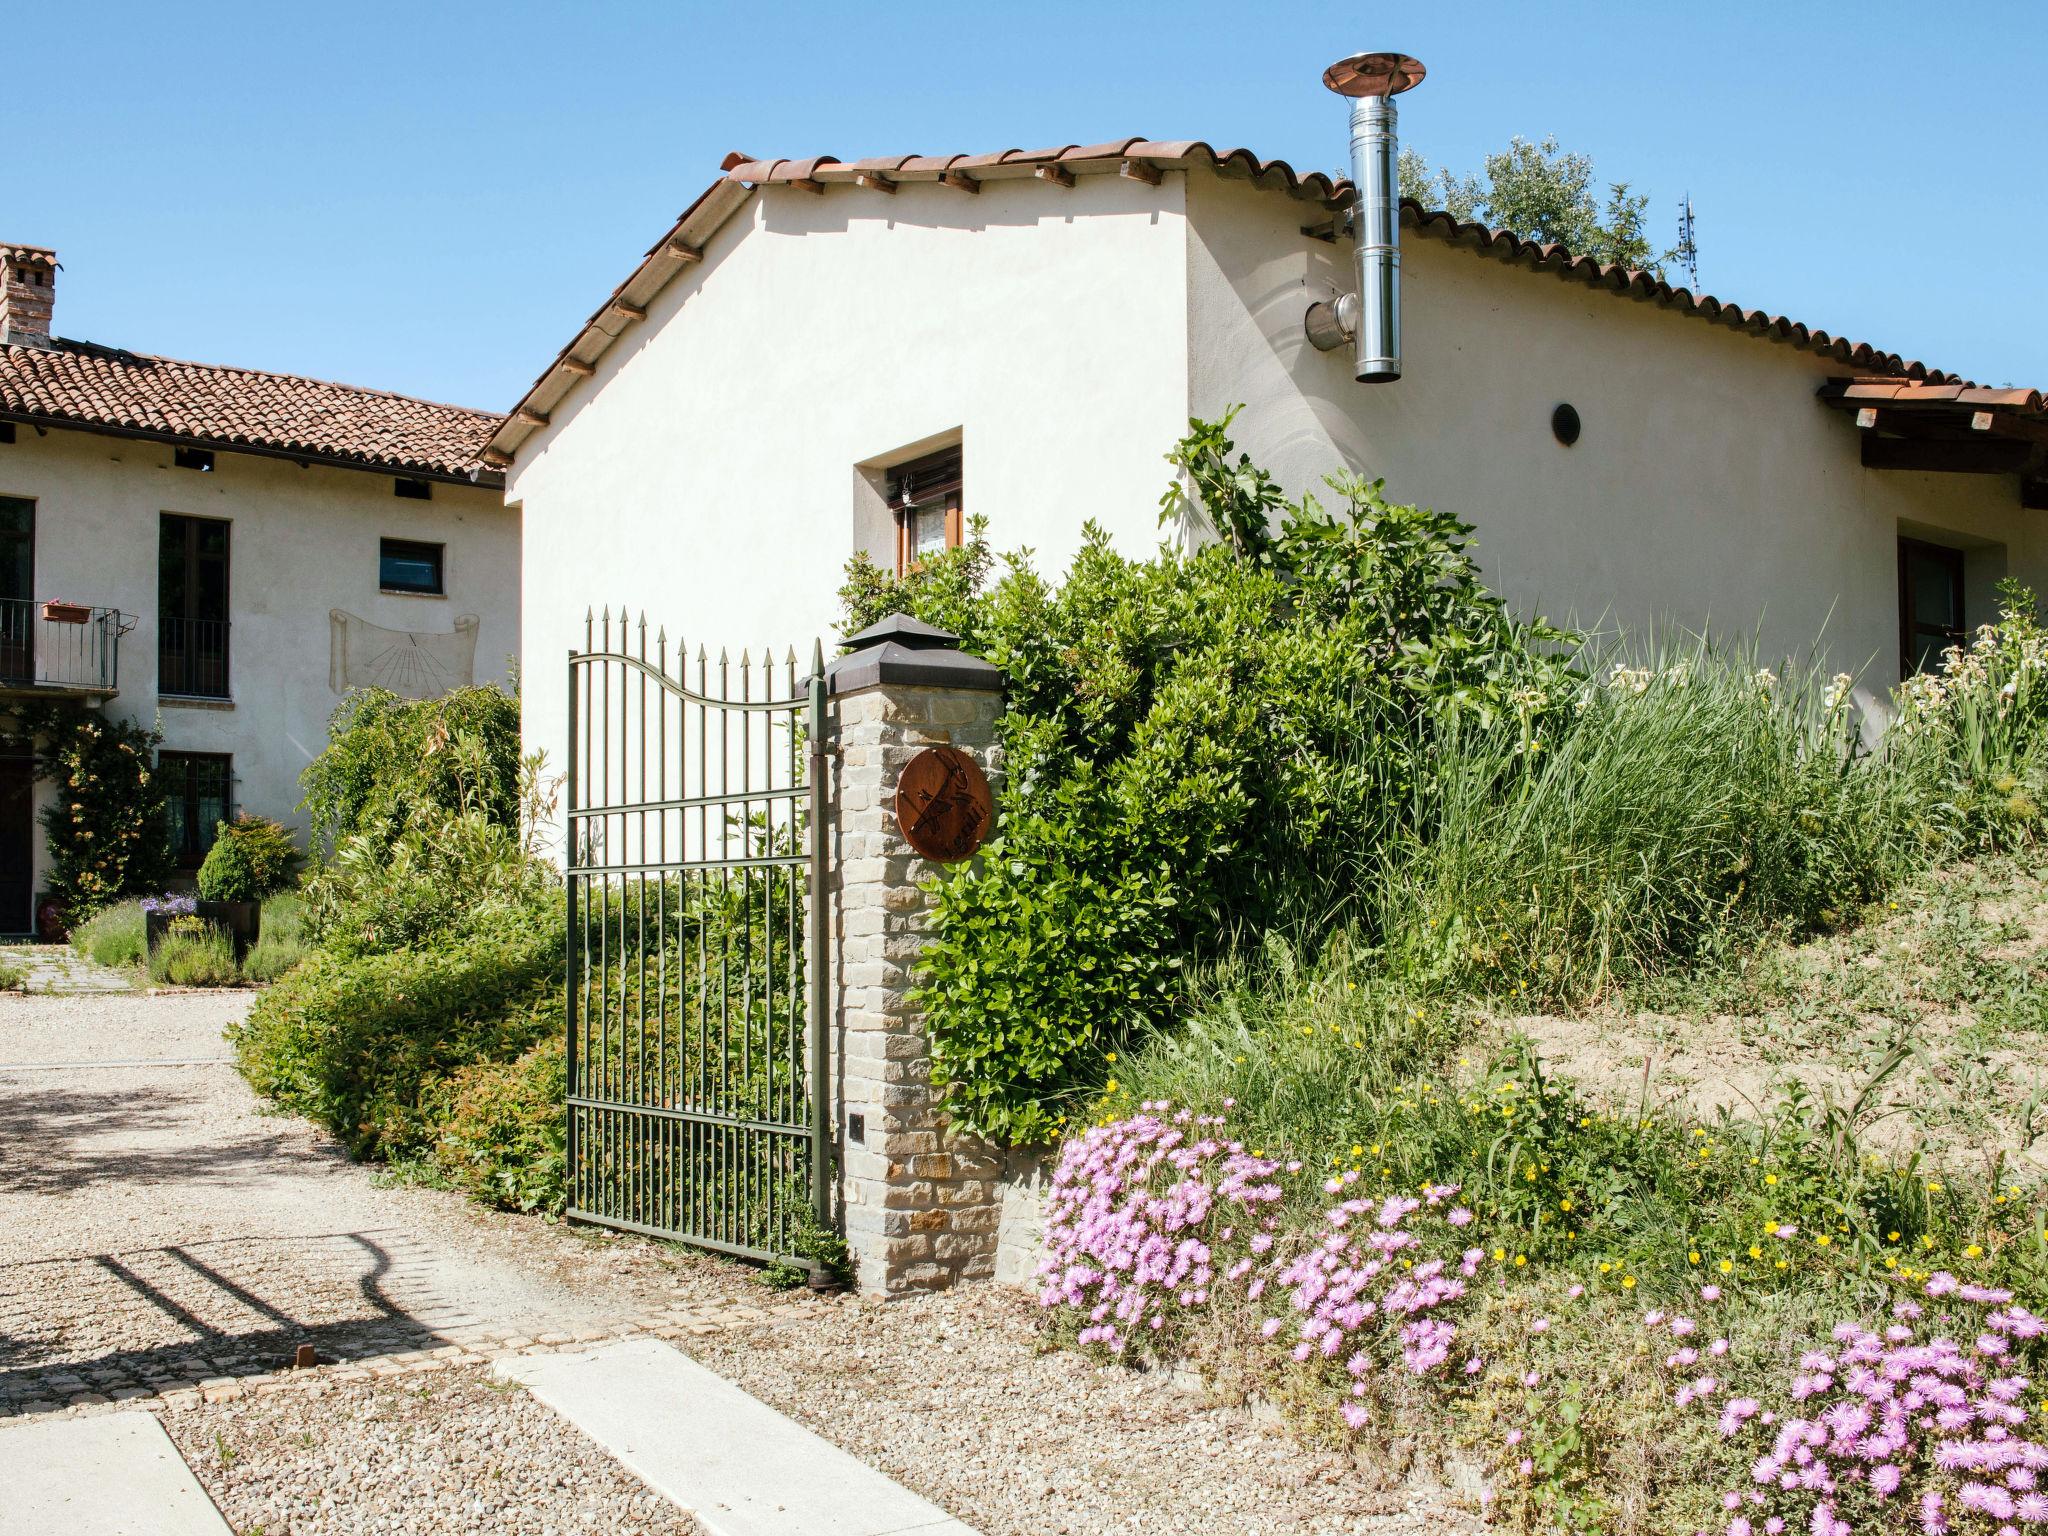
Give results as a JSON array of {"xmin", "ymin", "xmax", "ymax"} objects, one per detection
[
  {"xmin": 487, "ymin": 175, "xmax": 757, "ymax": 466},
  {"xmin": 0, "ymin": 409, "xmax": 506, "ymax": 489}
]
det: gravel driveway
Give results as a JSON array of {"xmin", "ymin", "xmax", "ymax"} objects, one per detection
[{"xmin": 2, "ymin": 986, "xmax": 1474, "ymax": 1535}]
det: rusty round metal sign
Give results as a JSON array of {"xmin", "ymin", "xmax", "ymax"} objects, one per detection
[{"xmin": 894, "ymin": 746, "xmax": 993, "ymax": 863}]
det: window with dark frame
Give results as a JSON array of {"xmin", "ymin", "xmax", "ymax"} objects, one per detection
[
  {"xmin": 887, "ymin": 446, "xmax": 962, "ymax": 576},
  {"xmin": 1899, "ymin": 536, "xmax": 1966, "ymax": 679},
  {"xmin": 159, "ymin": 513, "xmax": 231, "ymax": 698},
  {"xmin": 0, "ymin": 496, "xmax": 32, "ymax": 685},
  {"xmin": 379, "ymin": 538, "xmax": 445, "ymax": 595},
  {"xmin": 158, "ymin": 751, "xmax": 234, "ymax": 868}
]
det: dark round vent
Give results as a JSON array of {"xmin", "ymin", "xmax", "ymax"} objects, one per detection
[{"xmin": 1551, "ymin": 403, "xmax": 1582, "ymax": 447}]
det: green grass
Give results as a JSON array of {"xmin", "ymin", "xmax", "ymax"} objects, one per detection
[
  {"xmin": 0, "ymin": 957, "xmax": 25, "ymax": 991},
  {"xmin": 148, "ymin": 918, "xmax": 239, "ymax": 987},
  {"xmin": 1373, "ymin": 640, "xmax": 1930, "ymax": 1007},
  {"xmin": 242, "ymin": 892, "xmax": 310, "ymax": 982},
  {"xmin": 70, "ymin": 900, "xmax": 147, "ymax": 970}
]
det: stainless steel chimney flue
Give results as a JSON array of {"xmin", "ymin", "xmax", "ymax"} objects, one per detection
[{"xmin": 1317, "ymin": 52, "xmax": 1424, "ymax": 383}]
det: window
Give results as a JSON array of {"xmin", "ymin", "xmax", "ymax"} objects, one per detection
[
  {"xmin": 0, "ymin": 496, "xmax": 30, "ymax": 684},
  {"xmin": 1899, "ymin": 537, "xmax": 1965, "ymax": 678},
  {"xmin": 0, "ymin": 423, "xmax": 16, "ymax": 445},
  {"xmin": 158, "ymin": 751, "xmax": 234, "ymax": 868},
  {"xmin": 172, "ymin": 447, "xmax": 215, "ymax": 472},
  {"xmin": 380, "ymin": 538, "xmax": 445, "ymax": 595},
  {"xmin": 888, "ymin": 447, "xmax": 962, "ymax": 575},
  {"xmin": 393, "ymin": 477, "xmax": 432, "ymax": 501},
  {"xmin": 160, "ymin": 513, "xmax": 231, "ymax": 697}
]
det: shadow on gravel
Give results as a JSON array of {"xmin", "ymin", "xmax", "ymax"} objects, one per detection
[
  {"xmin": 0, "ymin": 1079, "xmax": 342, "ymax": 1196},
  {"xmin": 0, "ymin": 1231, "xmax": 456, "ymax": 1399}
]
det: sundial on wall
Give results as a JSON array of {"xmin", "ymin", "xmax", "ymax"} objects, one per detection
[
  {"xmin": 894, "ymin": 746, "xmax": 993, "ymax": 863},
  {"xmin": 329, "ymin": 610, "xmax": 480, "ymax": 699}
]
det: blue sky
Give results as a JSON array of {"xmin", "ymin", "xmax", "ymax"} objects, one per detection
[{"xmin": 29, "ymin": 2, "xmax": 2047, "ymax": 410}]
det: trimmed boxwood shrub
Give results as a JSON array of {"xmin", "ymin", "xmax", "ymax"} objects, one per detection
[{"xmin": 196, "ymin": 814, "xmax": 302, "ymax": 903}]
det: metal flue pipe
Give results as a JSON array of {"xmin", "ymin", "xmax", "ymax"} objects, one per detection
[
  {"xmin": 1349, "ymin": 91, "xmax": 1401, "ymax": 381},
  {"xmin": 1307, "ymin": 52, "xmax": 1425, "ymax": 383}
]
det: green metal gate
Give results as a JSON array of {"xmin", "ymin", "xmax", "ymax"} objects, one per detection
[{"xmin": 565, "ymin": 610, "xmax": 829, "ymax": 1262}]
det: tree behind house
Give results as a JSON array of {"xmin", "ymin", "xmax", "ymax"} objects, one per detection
[{"xmin": 1399, "ymin": 135, "xmax": 1678, "ymax": 277}]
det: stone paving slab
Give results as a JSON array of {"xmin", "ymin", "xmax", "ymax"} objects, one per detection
[
  {"xmin": 0, "ymin": 944, "xmax": 134, "ymax": 995},
  {"xmin": 498, "ymin": 1337, "xmax": 981, "ymax": 1536},
  {"xmin": 0, "ymin": 1409, "xmax": 230, "ymax": 1534}
]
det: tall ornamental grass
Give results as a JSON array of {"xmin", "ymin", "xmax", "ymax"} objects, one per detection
[{"xmin": 1378, "ymin": 643, "xmax": 1926, "ymax": 1004}]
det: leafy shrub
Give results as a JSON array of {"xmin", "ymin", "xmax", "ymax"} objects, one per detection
[
  {"xmin": 1379, "ymin": 643, "xmax": 1925, "ymax": 1003},
  {"xmin": 842, "ymin": 414, "xmax": 1571, "ymax": 1141},
  {"xmin": 428, "ymin": 1032, "xmax": 567, "ymax": 1214},
  {"xmin": 196, "ymin": 814, "xmax": 301, "ymax": 902},
  {"xmin": 298, "ymin": 684, "xmax": 523, "ymax": 857},
  {"xmin": 71, "ymin": 900, "xmax": 146, "ymax": 969},
  {"xmin": 304, "ymin": 802, "xmax": 551, "ymax": 958},
  {"xmin": 149, "ymin": 914, "xmax": 238, "ymax": 987},
  {"xmin": 230, "ymin": 892, "xmax": 560, "ymax": 1158}
]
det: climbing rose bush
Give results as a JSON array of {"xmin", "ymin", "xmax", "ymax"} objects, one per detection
[{"xmin": 1665, "ymin": 1274, "xmax": 2048, "ymax": 1535}]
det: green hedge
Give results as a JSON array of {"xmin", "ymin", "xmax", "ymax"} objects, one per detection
[{"xmin": 230, "ymin": 894, "xmax": 559, "ymax": 1160}]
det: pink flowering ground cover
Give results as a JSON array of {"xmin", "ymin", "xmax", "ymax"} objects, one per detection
[{"xmin": 1038, "ymin": 1102, "xmax": 2048, "ymax": 1536}]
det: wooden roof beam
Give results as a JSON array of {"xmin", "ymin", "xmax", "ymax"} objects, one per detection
[{"xmin": 1861, "ymin": 435, "xmax": 2035, "ymax": 475}]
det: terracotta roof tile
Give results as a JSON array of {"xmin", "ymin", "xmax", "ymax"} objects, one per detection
[
  {"xmin": 0, "ymin": 338, "xmax": 504, "ymax": 483},
  {"xmin": 490, "ymin": 136, "xmax": 2013, "ymax": 462}
]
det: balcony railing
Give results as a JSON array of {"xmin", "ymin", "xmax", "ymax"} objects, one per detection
[
  {"xmin": 159, "ymin": 616, "xmax": 231, "ymax": 699},
  {"xmin": 0, "ymin": 598, "xmax": 123, "ymax": 696}
]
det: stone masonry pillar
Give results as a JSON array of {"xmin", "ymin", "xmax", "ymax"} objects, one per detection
[{"xmin": 825, "ymin": 616, "xmax": 1006, "ymax": 1294}]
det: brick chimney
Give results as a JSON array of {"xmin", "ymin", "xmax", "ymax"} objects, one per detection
[{"xmin": 0, "ymin": 244, "xmax": 57, "ymax": 348}]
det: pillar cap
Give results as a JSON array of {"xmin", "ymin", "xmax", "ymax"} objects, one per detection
[{"xmin": 826, "ymin": 612, "xmax": 1003, "ymax": 695}]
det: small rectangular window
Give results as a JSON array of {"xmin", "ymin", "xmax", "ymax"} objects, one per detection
[
  {"xmin": 0, "ymin": 423, "xmax": 15, "ymax": 445},
  {"xmin": 173, "ymin": 447, "xmax": 215, "ymax": 472},
  {"xmin": 394, "ymin": 477, "xmax": 432, "ymax": 500},
  {"xmin": 887, "ymin": 446, "xmax": 962, "ymax": 576},
  {"xmin": 380, "ymin": 538, "xmax": 445, "ymax": 595},
  {"xmin": 1899, "ymin": 536, "xmax": 1965, "ymax": 678}
]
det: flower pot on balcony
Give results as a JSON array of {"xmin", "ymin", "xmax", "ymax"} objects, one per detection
[{"xmin": 40, "ymin": 601, "xmax": 90, "ymax": 625}]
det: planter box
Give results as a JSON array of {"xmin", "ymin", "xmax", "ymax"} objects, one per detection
[
  {"xmin": 146, "ymin": 901, "xmax": 260, "ymax": 963},
  {"xmin": 40, "ymin": 601, "xmax": 90, "ymax": 625}
]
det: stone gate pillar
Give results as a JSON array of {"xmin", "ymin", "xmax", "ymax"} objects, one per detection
[{"xmin": 825, "ymin": 616, "xmax": 1006, "ymax": 1294}]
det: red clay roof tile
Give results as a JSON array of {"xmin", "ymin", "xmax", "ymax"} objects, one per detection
[
  {"xmin": 0, "ymin": 338, "xmax": 504, "ymax": 483},
  {"xmin": 489, "ymin": 137, "xmax": 2016, "ymax": 463}
]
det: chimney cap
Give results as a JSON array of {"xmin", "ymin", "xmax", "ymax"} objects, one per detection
[
  {"xmin": 1322, "ymin": 52, "xmax": 1426, "ymax": 98},
  {"xmin": 0, "ymin": 243, "xmax": 56, "ymax": 269}
]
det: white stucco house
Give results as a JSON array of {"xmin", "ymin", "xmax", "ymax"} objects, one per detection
[
  {"xmin": 486, "ymin": 136, "xmax": 2048, "ymax": 784},
  {"xmin": 0, "ymin": 241, "xmax": 518, "ymax": 934}
]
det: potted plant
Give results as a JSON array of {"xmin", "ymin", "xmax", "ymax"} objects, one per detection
[
  {"xmin": 40, "ymin": 600, "xmax": 90, "ymax": 625},
  {"xmin": 194, "ymin": 814, "xmax": 301, "ymax": 960},
  {"xmin": 141, "ymin": 891, "xmax": 201, "ymax": 955}
]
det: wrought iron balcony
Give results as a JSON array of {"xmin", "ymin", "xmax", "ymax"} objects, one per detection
[
  {"xmin": 158, "ymin": 616, "xmax": 231, "ymax": 699},
  {"xmin": 0, "ymin": 598, "xmax": 124, "ymax": 697}
]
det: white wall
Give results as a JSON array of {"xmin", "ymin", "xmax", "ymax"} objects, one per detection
[
  {"xmin": 509, "ymin": 172, "xmax": 1191, "ymax": 800},
  {"xmin": 0, "ymin": 426, "xmax": 517, "ymax": 897},
  {"xmin": 1184, "ymin": 173, "xmax": 2048, "ymax": 693}
]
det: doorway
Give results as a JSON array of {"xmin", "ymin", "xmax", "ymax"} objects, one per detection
[{"xmin": 0, "ymin": 756, "xmax": 32, "ymax": 936}]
